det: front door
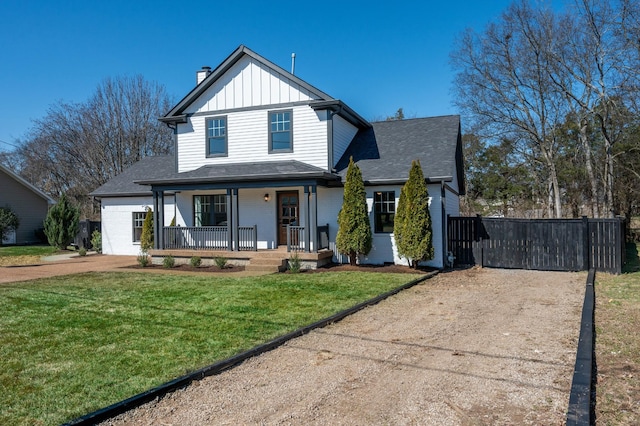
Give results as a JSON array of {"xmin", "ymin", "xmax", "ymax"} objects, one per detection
[{"xmin": 278, "ymin": 191, "xmax": 299, "ymax": 245}]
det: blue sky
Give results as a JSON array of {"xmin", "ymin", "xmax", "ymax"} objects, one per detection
[{"xmin": 1, "ymin": 0, "xmax": 545, "ymax": 151}]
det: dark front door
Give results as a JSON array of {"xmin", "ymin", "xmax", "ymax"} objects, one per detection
[{"xmin": 278, "ymin": 191, "xmax": 299, "ymax": 245}]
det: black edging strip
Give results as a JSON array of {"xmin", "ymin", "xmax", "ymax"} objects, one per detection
[
  {"xmin": 64, "ymin": 271, "xmax": 438, "ymax": 426},
  {"xmin": 566, "ymin": 268, "xmax": 596, "ymax": 426}
]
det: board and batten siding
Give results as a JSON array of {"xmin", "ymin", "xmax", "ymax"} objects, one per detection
[
  {"xmin": 184, "ymin": 55, "xmax": 321, "ymax": 114},
  {"xmin": 332, "ymin": 115, "xmax": 358, "ymax": 167},
  {"xmin": 0, "ymin": 169, "xmax": 50, "ymax": 244},
  {"xmin": 177, "ymin": 105, "xmax": 329, "ymax": 172},
  {"xmin": 100, "ymin": 197, "xmax": 174, "ymax": 255}
]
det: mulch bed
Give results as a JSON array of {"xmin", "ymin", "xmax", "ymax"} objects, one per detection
[{"xmin": 128, "ymin": 264, "xmax": 245, "ymax": 273}]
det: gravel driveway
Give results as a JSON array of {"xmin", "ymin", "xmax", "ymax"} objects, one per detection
[{"xmin": 103, "ymin": 267, "xmax": 585, "ymax": 425}]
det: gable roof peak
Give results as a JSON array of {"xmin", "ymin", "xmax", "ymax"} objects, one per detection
[{"xmin": 161, "ymin": 45, "xmax": 335, "ymax": 122}]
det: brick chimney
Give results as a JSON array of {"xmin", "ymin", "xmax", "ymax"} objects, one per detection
[{"xmin": 196, "ymin": 66, "xmax": 212, "ymax": 85}]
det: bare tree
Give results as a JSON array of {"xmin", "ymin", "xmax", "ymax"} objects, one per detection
[
  {"xmin": 451, "ymin": 1, "xmax": 566, "ymax": 217},
  {"xmin": 16, "ymin": 75, "xmax": 173, "ymax": 217}
]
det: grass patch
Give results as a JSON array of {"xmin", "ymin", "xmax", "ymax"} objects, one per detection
[
  {"xmin": 0, "ymin": 245, "xmax": 58, "ymax": 267},
  {"xmin": 0, "ymin": 270, "xmax": 421, "ymax": 425},
  {"xmin": 595, "ymin": 243, "xmax": 640, "ymax": 424}
]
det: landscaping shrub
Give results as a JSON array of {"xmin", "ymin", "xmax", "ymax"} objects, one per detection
[
  {"xmin": 0, "ymin": 206, "xmax": 20, "ymax": 246},
  {"xmin": 78, "ymin": 247, "xmax": 87, "ymax": 256},
  {"xmin": 137, "ymin": 252, "xmax": 150, "ymax": 267},
  {"xmin": 189, "ymin": 256, "xmax": 202, "ymax": 267},
  {"xmin": 394, "ymin": 160, "xmax": 433, "ymax": 268},
  {"xmin": 43, "ymin": 192, "xmax": 80, "ymax": 250},
  {"xmin": 91, "ymin": 230, "xmax": 102, "ymax": 254},
  {"xmin": 336, "ymin": 157, "xmax": 372, "ymax": 265},
  {"xmin": 288, "ymin": 251, "xmax": 301, "ymax": 273},
  {"xmin": 163, "ymin": 255, "xmax": 175, "ymax": 269},
  {"xmin": 140, "ymin": 208, "xmax": 154, "ymax": 252},
  {"xmin": 214, "ymin": 256, "xmax": 228, "ymax": 269}
]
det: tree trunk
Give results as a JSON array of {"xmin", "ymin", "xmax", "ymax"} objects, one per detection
[
  {"xmin": 349, "ymin": 251, "xmax": 357, "ymax": 266},
  {"xmin": 579, "ymin": 122, "xmax": 600, "ymax": 217}
]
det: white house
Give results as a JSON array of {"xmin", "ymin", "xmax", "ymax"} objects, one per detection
[{"xmin": 91, "ymin": 45, "xmax": 464, "ymax": 269}]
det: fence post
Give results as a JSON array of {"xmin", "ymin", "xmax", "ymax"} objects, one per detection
[
  {"xmin": 475, "ymin": 214, "xmax": 484, "ymax": 267},
  {"xmin": 582, "ymin": 216, "xmax": 590, "ymax": 271}
]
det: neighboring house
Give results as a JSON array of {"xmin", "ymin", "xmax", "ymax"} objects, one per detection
[
  {"xmin": 91, "ymin": 45, "xmax": 464, "ymax": 268},
  {"xmin": 0, "ymin": 164, "xmax": 55, "ymax": 244}
]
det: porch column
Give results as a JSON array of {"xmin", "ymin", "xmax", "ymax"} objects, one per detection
[
  {"xmin": 310, "ymin": 185, "xmax": 318, "ymax": 252},
  {"xmin": 226, "ymin": 189, "xmax": 233, "ymax": 251},
  {"xmin": 152, "ymin": 190, "xmax": 159, "ymax": 250},
  {"xmin": 304, "ymin": 186, "xmax": 310, "ymax": 252},
  {"xmin": 232, "ymin": 188, "xmax": 239, "ymax": 251},
  {"xmin": 157, "ymin": 191, "xmax": 165, "ymax": 250}
]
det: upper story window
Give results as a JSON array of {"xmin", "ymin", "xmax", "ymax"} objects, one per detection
[
  {"xmin": 194, "ymin": 195, "xmax": 227, "ymax": 226},
  {"xmin": 374, "ymin": 191, "xmax": 395, "ymax": 233},
  {"xmin": 269, "ymin": 110, "xmax": 292, "ymax": 152},
  {"xmin": 206, "ymin": 116, "xmax": 227, "ymax": 157}
]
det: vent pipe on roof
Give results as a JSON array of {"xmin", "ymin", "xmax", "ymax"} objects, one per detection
[
  {"xmin": 196, "ymin": 66, "xmax": 212, "ymax": 85},
  {"xmin": 291, "ymin": 53, "xmax": 296, "ymax": 75}
]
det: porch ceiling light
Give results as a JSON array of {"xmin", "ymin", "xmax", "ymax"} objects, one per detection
[{"xmin": 264, "ymin": 193, "xmax": 270, "ymax": 202}]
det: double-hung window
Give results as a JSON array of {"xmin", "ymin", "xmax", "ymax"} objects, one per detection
[
  {"xmin": 269, "ymin": 110, "xmax": 292, "ymax": 152},
  {"xmin": 132, "ymin": 212, "xmax": 146, "ymax": 242},
  {"xmin": 206, "ymin": 116, "xmax": 227, "ymax": 157},
  {"xmin": 194, "ymin": 195, "xmax": 227, "ymax": 226},
  {"xmin": 374, "ymin": 191, "xmax": 395, "ymax": 233}
]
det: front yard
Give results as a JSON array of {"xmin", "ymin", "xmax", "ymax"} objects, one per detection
[
  {"xmin": 0, "ymin": 245, "xmax": 58, "ymax": 266},
  {"xmin": 595, "ymin": 244, "xmax": 640, "ymax": 424},
  {"xmin": 0, "ymin": 270, "xmax": 420, "ymax": 425}
]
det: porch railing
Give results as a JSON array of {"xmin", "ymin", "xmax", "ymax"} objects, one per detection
[
  {"xmin": 287, "ymin": 225, "xmax": 305, "ymax": 251},
  {"xmin": 287, "ymin": 224, "xmax": 330, "ymax": 252},
  {"xmin": 317, "ymin": 224, "xmax": 329, "ymax": 250},
  {"xmin": 162, "ymin": 226, "xmax": 257, "ymax": 251}
]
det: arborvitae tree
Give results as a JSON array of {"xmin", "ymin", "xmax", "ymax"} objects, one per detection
[
  {"xmin": 140, "ymin": 207, "xmax": 154, "ymax": 252},
  {"xmin": 0, "ymin": 206, "xmax": 20, "ymax": 246},
  {"xmin": 43, "ymin": 192, "xmax": 80, "ymax": 250},
  {"xmin": 394, "ymin": 160, "xmax": 433, "ymax": 268},
  {"xmin": 336, "ymin": 157, "xmax": 372, "ymax": 265}
]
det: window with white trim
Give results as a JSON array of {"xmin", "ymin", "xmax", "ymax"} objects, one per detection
[
  {"xmin": 132, "ymin": 212, "xmax": 146, "ymax": 242},
  {"xmin": 374, "ymin": 191, "xmax": 395, "ymax": 233}
]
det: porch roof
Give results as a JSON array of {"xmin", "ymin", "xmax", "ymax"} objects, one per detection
[{"xmin": 135, "ymin": 160, "xmax": 340, "ymax": 189}]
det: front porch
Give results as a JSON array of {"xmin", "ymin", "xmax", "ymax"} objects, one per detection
[
  {"xmin": 160, "ymin": 224, "xmax": 330, "ymax": 253},
  {"xmin": 149, "ymin": 245, "xmax": 334, "ymax": 272}
]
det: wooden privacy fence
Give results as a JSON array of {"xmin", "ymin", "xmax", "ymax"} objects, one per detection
[{"xmin": 448, "ymin": 216, "xmax": 626, "ymax": 274}]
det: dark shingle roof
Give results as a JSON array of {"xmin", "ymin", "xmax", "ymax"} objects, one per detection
[
  {"xmin": 335, "ymin": 115, "xmax": 464, "ymax": 193},
  {"xmin": 92, "ymin": 115, "xmax": 464, "ymax": 197},
  {"xmin": 90, "ymin": 156, "xmax": 175, "ymax": 197},
  {"xmin": 136, "ymin": 160, "xmax": 339, "ymax": 185}
]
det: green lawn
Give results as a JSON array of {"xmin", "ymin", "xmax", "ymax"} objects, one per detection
[
  {"xmin": 0, "ymin": 270, "xmax": 422, "ymax": 425},
  {"xmin": 0, "ymin": 245, "xmax": 57, "ymax": 257},
  {"xmin": 595, "ymin": 243, "xmax": 640, "ymax": 424}
]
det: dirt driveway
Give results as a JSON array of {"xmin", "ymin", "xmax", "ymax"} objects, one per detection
[{"xmin": 102, "ymin": 268, "xmax": 585, "ymax": 425}]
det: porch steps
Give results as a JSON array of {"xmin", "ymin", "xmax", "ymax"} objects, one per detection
[{"xmin": 245, "ymin": 257, "xmax": 288, "ymax": 273}]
